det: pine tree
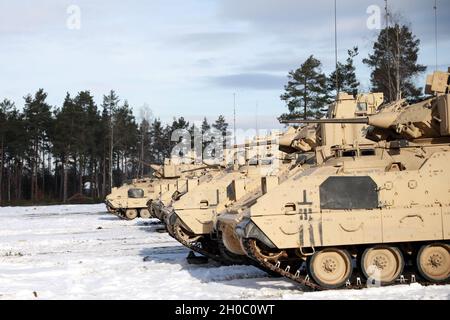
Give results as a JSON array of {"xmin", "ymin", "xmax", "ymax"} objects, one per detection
[
  {"xmin": 363, "ymin": 23, "xmax": 426, "ymax": 102},
  {"xmin": 328, "ymin": 47, "xmax": 360, "ymax": 96},
  {"xmin": 201, "ymin": 117, "xmax": 211, "ymax": 134},
  {"xmin": 101, "ymin": 91, "xmax": 120, "ymax": 191},
  {"xmin": 212, "ymin": 115, "xmax": 229, "ymax": 137},
  {"xmin": 5, "ymin": 107, "xmax": 27, "ymax": 201},
  {"xmin": 23, "ymin": 89, "xmax": 53, "ymax": 201},
  {"xmin": 171, "ymin": 117, "xmax": 190, "ymax": 131},
  {"xmin": 112, "ymin": 100, "xmax": 138, "ymax": 185},
  {"xmin": 168, "ymin": 117, "xmax": 190, "ymax": 158},
  {"xmin": 0, "ymin": 99, "xmax": 15, "ymax": 203},
  {"xmin": 149, "ymin": 118, "xmax": 167, "ymax": 164},
  {"xmin": 51, "ymin": 93, "xmax": 78, "ymax": 202},
  {"xmin": 280, "ymin": 55, "xmax": 329, "ymax": 120},
  {"xmin": 211, "ymin": 115, "xmax": 230, "ymax": 153},
  {"xmin": 73, "ymin": 91, "xmax": 99, "ymax": 196}
]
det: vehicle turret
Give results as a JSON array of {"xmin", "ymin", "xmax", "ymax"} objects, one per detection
[{"xmin": 281, "ymin": 71, "xmax": 450, "ymax": 142}]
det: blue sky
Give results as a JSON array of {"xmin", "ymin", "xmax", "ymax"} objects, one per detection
[{"xmin": 1, "ymin": 0, "xmax": 449, "ymax": 130}]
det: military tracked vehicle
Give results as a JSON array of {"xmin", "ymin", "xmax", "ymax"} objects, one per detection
[
  {"xmin": 105, "ymin": 158, "xmax": 211, "ymax": 220},
  {"xmin": 218, "ymin": 92, "xmax": 384, "ymax": 261},
  {"xmin": 105, "ymin": 177, "xmax": 156, "ymax": 219},
  {"xmin": 147, "ymin": 142, "xmax": 269, "ymax": 222},
  {"xmin": 157, "ymin": 134, "xmax": 297, "ymax": 265},
  {"xmin": 164, "ymin": 92, "xmax": 383, "ymax": 265},
  {"xmin": 149, "ymin": 168, "xmax": 222, "ymax": 221},
  {"xmin": 221, "ymin": 70, "xmax": 450, "ymax": 290}
]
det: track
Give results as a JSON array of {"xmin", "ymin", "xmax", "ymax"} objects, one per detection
[
  {"xmin": 166, "ymin": 218, "xmax": 243, "ymax": 266},
  {"xmin": 242, "ymin": 239, "xmax": 450, "ymax": 291}
]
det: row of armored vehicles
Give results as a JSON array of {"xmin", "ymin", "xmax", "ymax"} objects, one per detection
[{"xmin": 105, "ymin": 70, "xmax": 450, "ymax": 290}]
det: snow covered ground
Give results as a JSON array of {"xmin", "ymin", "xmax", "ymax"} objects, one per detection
[{"xmin": 0, "ymin": 204, "xmax": 448, "ymax": 300}]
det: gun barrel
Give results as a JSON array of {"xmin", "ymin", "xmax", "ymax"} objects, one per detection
[{"xmin": 280, "ymin": 118, "xmax": 369, "ymax": 124}]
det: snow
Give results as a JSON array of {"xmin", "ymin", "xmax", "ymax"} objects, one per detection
[{"xmin": 0, "ymin": 204, "xmax": 449, "ymax": 300}]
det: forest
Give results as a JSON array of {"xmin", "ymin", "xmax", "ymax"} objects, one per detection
[{"xmin": 0, "ymin": 89, "xmax": 230, "ymax": 205}]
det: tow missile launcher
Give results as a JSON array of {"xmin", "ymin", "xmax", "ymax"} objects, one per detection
[{"xmin": 227, "ymin": 70, "xmax": 450, "ymax": 290}]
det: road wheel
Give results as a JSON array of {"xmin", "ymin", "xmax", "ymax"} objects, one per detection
[
  {"xmin": 361, "ymin": 246, "xmax": 404, "ymax": 285},
  {"xmin": 417, "ymin": 243, "xmax": 450, "ymax": 283},
  {"xmin": 139, "ymin": 209, "xmax": 151, "ymax": 219},
  {"xmin": 308, "ymin": 248, "xmax": 353, "ymax": 289},
  {"xmin": 125, "ymin": 209, "xmax": 138, "ymax": 220}
]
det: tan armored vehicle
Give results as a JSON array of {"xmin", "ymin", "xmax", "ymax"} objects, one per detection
[
  {"xmin": 156, "ymin": 134, "xmax": 297, "ymax": 265},
  {"xmin": 149, "ymin": 167, "xmax": 222, "ymax": 222},
  {"xmin": 218, "ymin": 92, "xmax": 384, "ymax": 260},
  {"xmin": 220, "ymin": 70, "xmax": 450, "ymax": 290},
  {"xmin": 148, "ymin": 143, "xmax": 262, "ymax": 222},
  {"xmin": 163, "ymin": 92, "xmax": 383, "ymax": 265},
  {"xmin": 105, "ymin": 158, "xmax": 210, "ymax": 220},
  {"xmin": 105, "ymin": 177, "xmax": 156, "ymax": 219}
]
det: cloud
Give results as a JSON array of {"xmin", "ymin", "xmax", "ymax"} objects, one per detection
[
  {"xmin": 1, "ymin": 0, "xmax": 449, "ymax": 122},
  {"xmin": 173, "ymin": 32, "xmax": 247, "ymax": 50},
  {"xmin": 211, "ymin": 73, "xmax": 286, "ymax": 90},
  {"xmin": 217, "ymin": 0, "xmax": 450, "ymax": 44}
]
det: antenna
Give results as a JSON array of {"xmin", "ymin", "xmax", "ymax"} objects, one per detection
[
  {"xmin": 255, "ymin": 101, "xmax": 259, "ymax": 166},
  {"xmin": 434, "ymin": 0, "xmax": 438, "ymax": 71},
  {"xmin": 255, "ymin": 101, "xmax": 259, "ymax": 136},
  {"xmin": 232, "ymin": 93, "xmax": 238, "ymax": 168},
  {"xmin": 334, "ymin": 0, "xmax": 339, "ymax": 97},
  {"xmin": 233, "ymin": 93, "xmax": 237, "ymax": 147},
  {"xmin": 384, "ymin": 0, "xmax": 392, "ymax": 102}
]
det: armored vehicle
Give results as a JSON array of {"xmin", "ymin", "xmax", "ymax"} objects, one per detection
[
  {"xmin": 105, "ymin": 177, "xmax": 156, "ymax": 219},
  {"xmin": 162, "ymin": 92, "xmax": 383, "ymax": 265},
  {"xmin": 159, "ymin": 134, "xmax": 296, "ymax": 265},
  {"xmin": 147, "ymin": 142, "xmax": 268, "ymax": 222},
  {"xmin": 221, "ymin": 70, "xmax": 450, "ymax": 290},
  {"xmin": 218, "ymin": 92, "xmax": 384, "ymax": 260},
  {"xmin": 150, "ymin": 168, "xmax": 222, "ymax": 221},
  {"xmin": 105, "ymin": 158, "xmax": 210, "ymax": 220}
]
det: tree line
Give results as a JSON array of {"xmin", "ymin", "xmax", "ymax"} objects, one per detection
[
  {"xmin": 0, "ymin": 90, "xmax": 229, "ymax": 205},
  {"xmin": 280, "ymin": 22, "xmax": 427, "ymax": 120}
]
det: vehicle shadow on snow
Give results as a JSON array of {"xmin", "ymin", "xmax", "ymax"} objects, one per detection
[
  {"xmin": 138, "ymin": 225, "xmax": 167, "ymax": 233},
  {"xmin": 136, "ymin": 220, "xmax": 167, "ymax": 233},
  {"xmin": 98, "ymin": 216, "xmax": 122, "ymax": 221},
  {"xmin": 138, "ymin": 247, "xmax": 295, "ymax": 291}
]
